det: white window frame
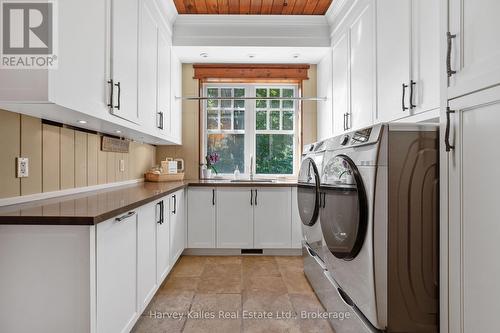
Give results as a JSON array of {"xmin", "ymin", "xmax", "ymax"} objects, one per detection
[{"xmin": 201, "ymin": 83, "xmax": 300, "ymax": 177}]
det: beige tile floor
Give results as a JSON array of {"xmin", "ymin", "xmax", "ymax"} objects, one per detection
[{"xmin": 132, "ymin": 256, "xmax": 335, "ymax": 333}]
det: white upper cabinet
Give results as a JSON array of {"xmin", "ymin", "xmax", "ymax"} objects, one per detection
[
  {"xmin": 317, "ymin": 51, "xmax": 333, "ymax": 141},
  {"xmin": 349, "ymin": 2, "xmax": 375, "ymax": 130},
  {"xmin": 170, "ymin": 50, "xmax": 183, "ymax": 144},
  {"xmin": 376, "ymin": 0, "xmax": 412, "ymax": 122},
  {"xmin": 331, "ymin": 0, "xmax": 376, "ymax": 136},
  {"xmin": 377, "ymin": 0, "xmax": 439, "ymax": 122},
  {"xmin": 332, "ymin": 33, "xmax": 350, "ymax": 136},
  {"xmin": 411, "ymin": 0, "xmax": 440, "ymax": 115},
  {"xmin": 157, "ymin": 28, "xmax": 172, "ymax": 138},
  {"xmin": 216, "ymin": 187, "xmax": 254, "ymax": 248},
  {"xmin": 138, "ymin": 0, "xmax": 159, "ymax": 132},
  {"xmin": 448, "ymin": 0, "xmax": 500, "ymax": 99},
  {"xmin": 109, "ymin": 0, "xmax": 140, "ymax": 123}
]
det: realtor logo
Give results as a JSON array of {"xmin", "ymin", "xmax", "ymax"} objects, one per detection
[{"xmin": 1, "ymin": 0, "xmax": 58, "ymax": 68}]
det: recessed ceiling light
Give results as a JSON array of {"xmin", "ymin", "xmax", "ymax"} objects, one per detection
[
  {"xmin": 200, "ymin": 52, "xmax": 208, "ymax": 58},
  {"xmin": 115, "ymin": 130, "xmax": 122, "ymax": 134},
  {"xmin": 77, "ymin": 120, "xmax": 87, "ymax": 124},
  {"xmin": 292, "ymin": 53, "xmax": 300, "ymax": 59},
  {"xmin": 248, "ymin": 54, "xmax": 256, "ymax": 59}
]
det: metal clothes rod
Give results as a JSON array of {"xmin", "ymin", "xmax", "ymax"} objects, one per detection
[{"xmin": 176, "ymin": 96, "xmax": 328, "ymax": 101}]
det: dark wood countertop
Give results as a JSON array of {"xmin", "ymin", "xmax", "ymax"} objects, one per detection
[{"xmin": 0, "ymin": 179, "xmax": 297, "ymax": 225}]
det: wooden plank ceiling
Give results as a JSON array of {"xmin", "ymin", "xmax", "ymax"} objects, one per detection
[{"xmin": 173, "ymin": 0, "xmax": 333, "ymax": 15}]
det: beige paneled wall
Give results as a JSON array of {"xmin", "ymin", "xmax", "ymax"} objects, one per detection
[
  {"xmin": 157, "ymin": 64, "xmax": 200, "ymax": 179},
  {"xmin": 156, "ymin": 64, "xmax": 318, "ymax": 179},
  {"xmin": 0, "ymin": 110, "xmax": 156, "ymax": 199}
]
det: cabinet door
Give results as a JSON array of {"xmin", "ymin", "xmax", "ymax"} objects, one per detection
[
  {"xmin": 411, "ymin": 0, "xmax": 439, "ymax": 115},
  {"xmin": 170, "ymin": 189, "xmax": 185, "ymax": 264},
  {"xmin": 317, "ymin": 52, "xmax": 333, "ymax": 140},
  {"xmin": 157, "ymin": 28, "xmax": 172, "ymax": 138},
  {"xmin": 170, "ymin": 50, "xmax": 182, "ymax": 144},
  {"xmin": 50, "ymin": 0, "xmax": 108, "ymax": 116},
  {"xmin": 187, "ymin": 188, "xmax": 216, "ymax": 248},
  {"xmin": 349, "ymin": 2, "xmax": 375, "ymax": 130},
  {"xmin": 138, "ymin": 0, "xmax": 158, "ymax": 133},
  {"xmin": 137, "ymin": 201, "xmax": 158, "ymax": 312},
  {"xmin": 376, "ymin": 0, "xmax": 411, "ymax": 122},
  {"xmin": 157, "ymin": 198, "xmax": 170, "ymax": 283},
  {"xmin": 97, "ymin": 212, "xmax": 138, "ymax": 333},
  {"xmin": 447, "ymin": 87, "xmax": 500, "ymax": 333},
  {"xmin": 448, "ymin": 0, "xmax": 500, "ymax": 98},
  {"xmin": 332, "ymin": 33, "xmax": 350, "ymax": 136},
  {"xmin": 254, "ymin": 188, "xmax": 292, "ymax": 248},
  {"xmin": 217, "ymin": 187, "xmax": 254, "ymax": 248},
  {"xmin": 291, "ymin": 187, "xmax": 303, "ymax": 249},
  {"xmin": 110, "ymin": 0, "xmax": 139, "ymax": 123}
]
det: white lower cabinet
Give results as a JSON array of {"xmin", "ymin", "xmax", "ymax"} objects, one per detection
[
  {"xmin": 187, "ymin": 187, "xmax": 217, "ymax": 248},
  {"xmin": 446, "ymin": 86, "xmax": 500, "ymax": 333},
  {"xmin": 97, "ymin": 211, "xmax": 138, "ymax": 333},
  {"xmin": 254, "ymin": 188, "xmax": 292, "ymax": 248},
  {"xmin": 137, "ymin": 201, "xmax": 159, "ymax": 312},
  {"xmin": 157, "ymin": 197, "xmax": 171, "ymax": 283},
  {"xmin": 188, "ymin": 186, "xmax": 296, "ymax": 249},
  {"xmin": 291, "ymin": 187, "xmax": 303, "ymax": 249},
  {"xmin": 170, "ymin": 189, "xmax": 186, "ymax": 263},
  {"xmin": 217, "ymin": 187, "xmax": 254, "ymax": 248}
]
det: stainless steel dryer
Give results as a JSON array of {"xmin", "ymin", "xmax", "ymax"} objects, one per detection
[{"xmin": 319, "ymin": 124, "xmax": 439, "ymax": 333}]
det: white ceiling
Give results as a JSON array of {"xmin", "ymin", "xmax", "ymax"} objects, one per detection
[{"xmin": 173, "ymin": 46, "xmax": 331, "ymax": 64}]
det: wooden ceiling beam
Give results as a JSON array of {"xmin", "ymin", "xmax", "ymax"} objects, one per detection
[{"xmin": 193, "ymin": 64, "xmax": 311, "ymax": 80}]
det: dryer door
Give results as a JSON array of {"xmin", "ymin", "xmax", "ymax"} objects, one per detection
[
  {"xmin": 320, "ymin": 155, "xmax": 368, "ymax": 260},
  {"xmin": 297, "ymin": 157, "xmax": 320, "ymax": 226}
]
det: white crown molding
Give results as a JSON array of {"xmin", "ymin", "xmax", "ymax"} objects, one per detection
[
  {"xmin": 325, "ymin": 0, "xmax": 361, "ymax": 37},
  {"xmin": 173, "ymin": 15, "xmax": 331, "ymax": 48},
  {"xmin": 154, "ymin": 0, "xmax": 179, "ymax": 35}
]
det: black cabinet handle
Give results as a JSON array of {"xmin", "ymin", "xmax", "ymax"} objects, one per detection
[
  {"xmin": 157, "ymin": 111, "xmax": 164, "ymax": 129},
  {"xmin": 115, "ymin": 211, "xmax": 136, "ymax": 222},
  {"xmin": 343, "ymin": 113, "xmax": 346, "ymax": 131},
  {"xmin": 172, "ymin": 195, "xmax": 177, "ymax": 214},
  {"xmin": 254, "ymin": 189, "xmax": 258, "ymax": 206},
  {"xmin": 156, "ymin": 201, "xmax": 163, "ymax": 224},
  {"xmin": 402, "ymin": 83, "xmax": 409, "ymax": 111},
  {"xmin": 447, "ymin": 32, "xmax": 457, "ymax": 78},
  {"xmin": 322, "ymin": 192, "xmax": 326, "ymax": 208},
  {"xmin": 445, "ymin": 107, "xmax": 455, "ymax": 152},
  {"xmin": 346, "ymin": 113, "xmax": 350, "ymax": 130},
  {"xmin": 410, "ymin": 80, "xmax": 416, "ymax": 109},
  {"xmin": 114, "ymin": 82, "xmax": 121, "ymax": 110},
  {"xmin": 250, "ymin": 189, "xmax": 253, "ymax": 206},
  {"xmin": 212, "ymin": 189, "xmax": 215, "ymax": 206},
  {"xmin": 107, "ymin": 79, "xmax": 114, "ymax": 108}
]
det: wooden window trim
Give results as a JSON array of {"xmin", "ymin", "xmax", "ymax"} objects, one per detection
[{"xmin": 193, "ymin": 64, "xmax": 310, "ymax": 81}]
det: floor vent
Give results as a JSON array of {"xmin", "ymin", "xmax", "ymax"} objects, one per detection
[{"xmin": 241, "ymin": 249, "xmax": 263, "ymax": 255}]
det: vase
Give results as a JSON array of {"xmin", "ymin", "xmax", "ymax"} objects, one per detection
[{"xmin": 202, "ymin": 168, "xmax": 212, "ymax": 179}]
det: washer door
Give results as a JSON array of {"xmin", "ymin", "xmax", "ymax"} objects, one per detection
[
  {"xmin": 297, "ymin": 157, "xmax": 320, "ymax": 227},
  {"xmin": 320, "ymin": 155, "xmax": 368, "ymax": 260}
]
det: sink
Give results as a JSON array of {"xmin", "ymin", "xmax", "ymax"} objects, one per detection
[{"xmin": 230, "ymin": 179, "xmax": 275, "ymax": 183}]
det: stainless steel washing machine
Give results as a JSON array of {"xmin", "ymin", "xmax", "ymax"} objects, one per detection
[{"xmin": 319, "ymin": 124, "xmax": 439, "ymax": 333}]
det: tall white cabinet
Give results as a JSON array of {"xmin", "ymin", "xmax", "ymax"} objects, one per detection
[
  {"xmin": 446, "ymin": 86, "xmax": 500, "ymax": 333},
  {"xmin": 442, "ymin": 2, "xmax": 500, "ymax": 333}
]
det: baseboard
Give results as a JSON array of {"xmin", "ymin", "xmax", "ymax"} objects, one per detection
[{"xmin": 182, "ymin": 248, "xmax": 302, "ymax": 256}]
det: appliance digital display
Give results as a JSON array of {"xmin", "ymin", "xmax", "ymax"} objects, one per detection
[{"xmin": 351, "ymin": 128, "xmax": 372, "ymax": 144}]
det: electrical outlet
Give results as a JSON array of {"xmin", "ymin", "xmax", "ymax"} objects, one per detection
[
  {"xmin": 119, "ymin": 159, "xmax": 125, "ymax": 172},
  {"xmin": 16, "ymin": 157, "xmax": 29, "ymax": 178}
]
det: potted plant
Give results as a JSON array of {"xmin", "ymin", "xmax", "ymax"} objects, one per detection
[{"xmin": 202, "ymin": 152, "xmax": 219, "ymax": 178}]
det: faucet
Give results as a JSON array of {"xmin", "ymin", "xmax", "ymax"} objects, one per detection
[{"xmin": 250, "ymin": 154, "xmax": 254, "ymax": 180}]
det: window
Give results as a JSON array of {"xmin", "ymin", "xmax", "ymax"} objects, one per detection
[{"xmin": 203, "ymin": 84, "xmax": 299, "ymax": 176}]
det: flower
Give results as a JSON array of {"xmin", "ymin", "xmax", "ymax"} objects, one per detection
[{"xmin": 205, "ymin": 152, "xmax": 220, "ymax": 174}]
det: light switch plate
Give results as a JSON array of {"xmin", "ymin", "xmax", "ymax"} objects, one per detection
[{"xmin": 16, "ymin": 157, "xmax": 29, "ymax": 178}]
